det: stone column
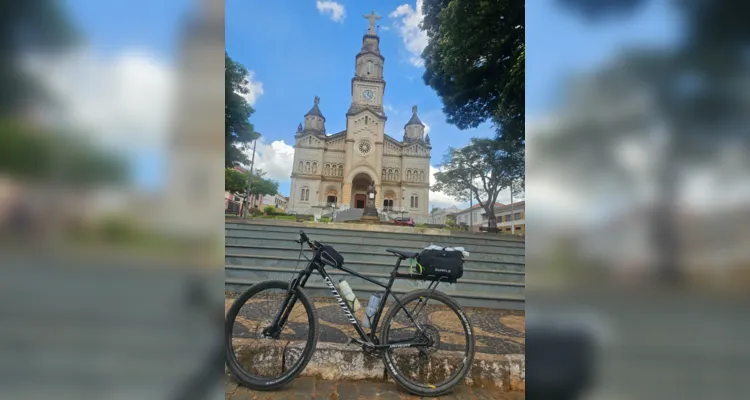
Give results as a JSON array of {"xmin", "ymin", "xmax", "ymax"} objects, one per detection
[{"xmin": 342, "ymin": 183, "xmax": 352, "ymax": 206}]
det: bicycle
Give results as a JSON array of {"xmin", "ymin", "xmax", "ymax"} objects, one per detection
[{"xmin": 225, "ymin": 230, "xmax": 476, "ymax": 397}]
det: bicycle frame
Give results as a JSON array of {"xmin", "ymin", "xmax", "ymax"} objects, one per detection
[{"xmin": 265, "ymin": 249, "xmax": 435, "ymax": 351}]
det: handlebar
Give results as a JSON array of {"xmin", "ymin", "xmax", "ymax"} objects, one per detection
[{"xmin": 294, "ymin": 230, "xmax": 319, "ymax": 250}]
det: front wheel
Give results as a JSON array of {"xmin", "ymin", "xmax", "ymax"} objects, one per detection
[
  {"xmin": 225, "ymin": 280, "xmax": 319, "ymax": 390},
  {"xmin": 380, "ymin": 289, "xmax": 475, "ymax": 397}
]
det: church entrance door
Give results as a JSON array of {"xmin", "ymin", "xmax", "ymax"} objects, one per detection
[{"xmin": 354, "ymin": 194, "xmax": 366, "ymax": 209}]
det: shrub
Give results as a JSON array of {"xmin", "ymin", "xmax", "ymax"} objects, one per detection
[
  {"xmin": 248, "ymin": 207, "xmax": 262, "ymax": 216},
  {"xmin": 263, "ymin": 205, "xmax": 276, "ymax": 215},
  {"xmin": 320, "ymin": 217, "xmax": 331, "ymax": 223}
]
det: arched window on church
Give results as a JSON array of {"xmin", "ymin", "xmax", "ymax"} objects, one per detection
[
  {"xmin": 305, "ymin": 162, "xmax": 311, "ymax": 173},
  {"xmin": 338, "ymin": 165, "xmax": 343, "ymax": 177},
  {"xmin": 381, "ymin": 169, "xmax": 386, "ymax": 180},
  {"xmin": 312, "ymin": 162, "xmax": 318, "ymax": 174},
  {"xmin": 406, "ymin": 170, "xmax": 412, "ymax": 181},
  {"xmin": 410, "ymin": 194, "xmax": 419, "ymax": 209},
  {"xmin": 366, "ymin": 61, "xmax": 373, "ymax": 75},
  {"xmin": 301, "ymin": 187, "xmax": 310, "ymax": 202},
  {"xmin": 419, "ymin": 171, "xmax": 425, "ymax": 182},
  {"xmin": 395, "ymin": 169, "xmax": 399, "ymax": 181},
  {"xmin": 387, "ymin": 169, "xmax": 393, "ymax": 181},
  {"xmin": 325, "ymin": 164, "xmax": 330, "ymax": 176}
]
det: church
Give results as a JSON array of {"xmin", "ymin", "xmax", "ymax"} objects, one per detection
[{"xmin": 288, "ymin": 12, "xmax": 432, "ymax": 221}]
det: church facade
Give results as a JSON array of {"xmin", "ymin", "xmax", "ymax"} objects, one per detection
[{"xmin": 288, "ymin": 12, "xmax": 432, "ymax": 220}]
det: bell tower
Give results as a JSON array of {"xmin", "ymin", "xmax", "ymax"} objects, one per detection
[{"xmin": 349, "ymin": 11, "xmax": 386, "ymax": 114}]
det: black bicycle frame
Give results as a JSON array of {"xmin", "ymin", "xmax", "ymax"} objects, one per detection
[{"xmin": 267, "ymin": 249, "xmax": 432, "ymax": 350}]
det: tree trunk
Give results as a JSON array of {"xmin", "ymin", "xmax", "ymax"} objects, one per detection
[{"xmin": 485, "ymin": 205, "xmax": 498, "ymax": 232}]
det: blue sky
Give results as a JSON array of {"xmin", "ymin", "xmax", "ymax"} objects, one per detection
[{"xmin": 59, "ymin": 0, "xmax": 679, "ymax": 204}]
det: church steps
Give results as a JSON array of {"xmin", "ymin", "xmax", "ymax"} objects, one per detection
[
  {"xmin": 225, "ymin": 255, "xmax": 525, "ymax": 283},
  {"xmin": 225, "ymin": 228, "xmax": 526, "ymax": 255},
  {"xmin": 226, "ymin": 221, "xmax": 525, "ymax": 247},
  {"xmin": 225, "ymin": 246, "xmax": 526, "ymax": 272},
  {"xmin": 224, "ymin": 264, "xmax": 524, "ymax": 296},
  {"xmin": 225, "ymin": 277, "xmax": 526, "ymax": 311}
]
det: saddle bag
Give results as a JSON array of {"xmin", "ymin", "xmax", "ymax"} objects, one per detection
[{"xmin": 415, "ymin": 248, "xmax": 464, "ymax": 283}]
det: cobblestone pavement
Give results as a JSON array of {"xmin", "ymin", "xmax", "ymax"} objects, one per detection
[
  {"xmin": 226, "ymin": 377, "xmax": 525, "ymax": 400},
  {"xmin": 226, "ymin": 297, "xmax": 525, "ymax": 355}
]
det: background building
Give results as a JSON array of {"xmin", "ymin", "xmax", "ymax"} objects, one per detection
[
  {"xmin": 453, "ymin": 201, "xmax": 525, "ymax": 234},
  {"xmin": 431, "ymin": 206, "xmax": 459, "ymax": 225},
  {"xmin": 288, "ymin": 14, "xmax": 431, "ymax": 221}
]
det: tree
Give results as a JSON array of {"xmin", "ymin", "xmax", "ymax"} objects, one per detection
[
  {"xmin": 543, "ymin": 0, "xmax": 750, "ymax": 282},
  {"xmin": 224, "ymin": 167, "xmax": 279, "ymax": 207},
  {"xmin": 225, "ymin": 52, "xmax": 260, "ymax": 167},
  {"xmin": 421, "ymin": 0, "xmax": 525, "ymax": 150},
  {"xmin": 224, "ymin": 168, "xmax": 247, "ymax": 195},
  {"xmin": 432, "ymin": 138, "xmax": 524, "ymax": 230},
  {"xmin": 1, "ymin": 0, "xmax": 78, "ymax": 116}
]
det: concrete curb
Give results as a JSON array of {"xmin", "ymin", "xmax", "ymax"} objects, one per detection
[{"xmin": 231, "ymin": 340, "xmax": 525, "ymax": 392}]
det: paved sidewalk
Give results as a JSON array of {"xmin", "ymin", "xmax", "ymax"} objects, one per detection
[
  {"xmin": 226, "ymin": 377, "xmax": 525, "ymax": 400},
  {"xmin": 226, "ymin": 297, "xmax": 525, "ymax": 355}
]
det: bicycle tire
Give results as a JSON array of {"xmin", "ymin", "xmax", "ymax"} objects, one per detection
[
  {"xmin": 380, "ymin": 289, "xmax": 475, "ymax": 397},
  {"xmin": 225, "ymin": 280, "xmax": 319, "ymax": 390}
]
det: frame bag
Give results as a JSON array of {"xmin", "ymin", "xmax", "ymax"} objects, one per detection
[
  {"xmin": 416, "ymin": 248, "xmax": 464, "ymax": 283},
  {"xmin": 319, "ymin": 245, "xmax": 344, "ymax": 269}
]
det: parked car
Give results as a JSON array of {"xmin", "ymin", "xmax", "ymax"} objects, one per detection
[{"xmin": 393, "ymin": 217, "xmax": 415, "ymax": 227}]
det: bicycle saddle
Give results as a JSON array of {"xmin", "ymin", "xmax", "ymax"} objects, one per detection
[{"xmin": 386, "ymin": 249, "xmax": 419, "ymax": 259}]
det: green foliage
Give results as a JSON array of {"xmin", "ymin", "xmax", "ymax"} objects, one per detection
[
  {"xmin": 320, "ymin": 217, "xmax": 331, "ymax": 223},
  {"xmin": 421, "ymin": 0, "xmax": 525, "ymax": 149},
  {"xmin": 248, "ymin": 207, "xmax": 262, "ymax": 217},
  {"xmin": 432, "ymin": 138, "xmax": 523, "ymax": 227},
  {"xmin": 225, "ymin": 168, "xmax": 279, "ymax": 198},
  {"xmin": 2, "ymin": 0, "xmax": 79, "ymax": 116},
  {"xmin": 263, "ymin": 205, "xmax": 276, "ymax": 215},
  {"xmin": 225, "ymin": 52, "xmax": 260, "ymax": 167},
  {"xmin": 0, "ymin": 119, "xmax": 127, "ymax": 186},
  {"xmin": 248, "ymin": 170, "xmax": 279, "ymax": 198},
  {"xmin": 225, "ymin": 168, "xmax": 247, "ymax": 194}
]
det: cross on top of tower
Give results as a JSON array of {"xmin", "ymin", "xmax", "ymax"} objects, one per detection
[
  {"xmin": 314, "ymin": 95, "xmax": 320, "ymax": 105},
  {"xmin": 363, "ymin": 11, "xmax": 381, "ymax": 33}
]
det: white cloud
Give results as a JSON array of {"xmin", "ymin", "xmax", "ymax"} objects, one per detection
[
  {"xmin": 429, "ymin": 165, "xmax": 461, "ymax": 209},
  {"xmin": 423, "ymin": 122, "xmax": 431, "ymax": 135},
  {"xmin": 389, "ymin": 0, "xmax": 428, "ymax": 67},
  {"xmin": 242, "ymin": 138, "xmax": 296, "ymax": 182},
  {"xmin": 238, "ymin": 71, "xmax": 264, "ymax": 106},
  {"xmin": 316, "ymin": 1, "xmax": 346, "ymax": 23},
  {"xmin": 24, "ymin": 47, "xmax": 174, "ymax": 153}
]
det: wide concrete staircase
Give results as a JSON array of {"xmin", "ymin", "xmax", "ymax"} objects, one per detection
[{"xmin": 225, "ymin": 221, "xmax": 525, "ymax": 310}]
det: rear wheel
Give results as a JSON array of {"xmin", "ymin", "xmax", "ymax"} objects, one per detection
[
  {"xmin": 380, "ymin": 289, "xmax": 475, "ymax": 397},
  {"xmin": 225, "ymin": 280, "xmax": 319, "ymax": 390}
]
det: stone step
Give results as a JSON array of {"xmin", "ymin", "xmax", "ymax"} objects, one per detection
[
  {"xmin": 224, "ymin": 245, "xmax": 526, "ymax": 272},
  {"xmin": 225, "ymin": 229, "xmax": 526, "ymax": 257},
  {"xmin": 225, "ymin": 222, "xmax": 525, "ymax": 248},
  {"xmin": 225, "ymin": 278, "xmax": 525, "ymax": 310},
  {"xmin": 224, "ymin": 264, "xmax": 525, "ymax": 296}
]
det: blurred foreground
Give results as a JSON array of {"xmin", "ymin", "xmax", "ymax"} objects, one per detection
[
  {"xmin": 527, "ymin": 0, "xmax": 750, "ymax": 398},
  {"xmin": 0, "ymin": 0, "xmax": 224, "ymax": 398}
]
